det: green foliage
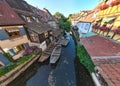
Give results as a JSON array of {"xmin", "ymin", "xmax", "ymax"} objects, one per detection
[
  {"xmin": 0, "ymin": 52, "xmax": 41, "ymax": 76},
  {"xmin": 54, "ymin": 12, "xmax": 66, "ymax": 20},
  {"xmin": 3, "ymin": 52, "xmax": 13, "ymax": 62},
  {"xmin": 77, "ymin": 44, "xmax": 95, "ymax": 73},
  {"xmin": 54, "ymin": 12, "xmax": 71, "ymax": 32},
  {"xmin": 68, "ymin": 14, "xmax": 73, "ymax": 19}
]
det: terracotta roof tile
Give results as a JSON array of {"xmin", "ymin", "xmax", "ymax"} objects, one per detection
[
  {"xmin": 25, "ymin": 22, "xmax": 52, "ymax": 34},
  {"xmin": 95, "ymin": 60, "xmax": 120, "ymax": 86},
  {"xmin": 0, "ymin": 0, "xmax": 24, "ymax": 26},
  {"xmin": 81, "ymin": 35, "xmax": 120, "ymax": 56},
  {"xmin": 81, "ymin": 34, "xmax": 120, "ymax": 85}
]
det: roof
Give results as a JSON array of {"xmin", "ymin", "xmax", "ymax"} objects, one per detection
[
  {"xmin": 37, "ymin": 9, "xmax": 48, "ymax": 23},
  {"xmin": 13, "ymin": 8, "xmax": 33, "ymax": 16},
  {"xmin": 93, "ymin": 58, "xmax": 120, "ymax": 86},
  {"xmin": 52, "ymin": 29, "xmax": 62, "ymax": 37},
  {"xmin": 79, "ymin": 5, "xmax": 100, "ymax": 22},
  {"xmin": 81, "ymin": 35, "xmax": 120, "ymax": 56},
  {"xmin": 81, "ymin": 32, "xmax": 120, "ymax": 86},
  {"xmin": 25, "ymin": 22, "xmax": 52, "ymax": 34},
  {"xmin": 79, "ymin": 11, "xmax": 95, "ymax": 22},
  {"xmin": 0, "ymin": 0, "xmax": 25, "ymax": 26},
  {"xmin": 102, "ymin": 17, "xmax": 116, "ymax": 23},
  {"xmin": 6, "ymin": 0, "xmax": 32, "ymax": 12}
]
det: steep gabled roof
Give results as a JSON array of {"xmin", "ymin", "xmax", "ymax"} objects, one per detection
[
  {"xmin": 0, "ymin": 0, "xmax": 25, "ymax": 26},
  {"xmin": 79, "ymin": 4, "xmax": 100, "ymax": 23},
  {"xmin": 25, "ymin": 22, "xmax": 52, "ymax": 34},
  {"xmin": 6, "ymin": 0, "xmax": 32, "ymax": 12},
  {"xmin": 79, "ymin": 11, "xmax": 95, "ymax": 22}
]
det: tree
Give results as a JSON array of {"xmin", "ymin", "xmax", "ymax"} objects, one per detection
[
  {"xmin": 54, "ymin": 12, "xmax": 71, "ymax": 32},
  {"xmin": 54, "ymin": 12, "xmax": 65, "ymax": 20}
]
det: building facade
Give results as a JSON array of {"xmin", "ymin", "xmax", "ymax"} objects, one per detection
[{"xmin": 0, "ymin": 0, "xmax": 30, "ymax": 61}]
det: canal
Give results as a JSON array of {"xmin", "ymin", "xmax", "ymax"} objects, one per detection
[
  {"xmin": 8, "ymin": 34, "xmax": 76, "ymax": 86},
  {"xmin": 7, "ymin": 34, "xmax": 94, "ymax": 86}
]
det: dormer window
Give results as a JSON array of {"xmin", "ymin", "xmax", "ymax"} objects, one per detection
[
  {"xmin": 92, "ymin": 12, "xmax": 97, "ymax": 18},
  {"xmin": 5, "ymin": 27, "xmax": 21, "ymax": 39},
  {"xmin": 26, "ymin": 17, "xmax": 31, "ymax": 22},
  {"xmin": 0, "ymin": 0, "xmax": 3, "ymax": 3},
  {"xmin": 0, "ymin": 13, "xmax": 2, "ymax": 16},
  {"xmin": 36, "ymin": 18, "xmax": 39, "ymax": 23},
  {"xmin": 32, "ymin": 16, "xmax": 36, "ymax": 20},
  {"xmin": 21, "ymin": 15, "xmax": 26, "ymax": 21}
]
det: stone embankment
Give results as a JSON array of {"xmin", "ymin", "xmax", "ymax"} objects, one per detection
[{"xmin": 0, "ymin": 55, "xmax": 40, "ymax": 86}]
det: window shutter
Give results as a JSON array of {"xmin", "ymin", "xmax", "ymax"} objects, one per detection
[
  {"xmin": 0, "ymin": 29, "xmax": 9, "ymax": 40},
  {"xmin": 20, "ymin": 28, "xmax": 26, "ymax": 35},
  {"xmin": 24, "ymin": 43, "xmax": 29, "ymax": 49}
]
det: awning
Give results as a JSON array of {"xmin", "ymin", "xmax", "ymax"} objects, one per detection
[
  {"xmin": 25, "ymin": 22, "xmax": 52, "ymax": 34},
  {"xmin": 96, "ymin": 18, "xmax": 102, "ymax": 22},
  {"xmin": 102, "ymin": 17, "xmax": 116, "ymax": 23}
]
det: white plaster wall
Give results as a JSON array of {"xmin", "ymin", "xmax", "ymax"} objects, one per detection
[
  {"xmin": 30, "ymin": 41, "xmax": 47, "ymax": 51},
  {"xmin": 77, "ymin": 22, "xmax": 91, "ymax": 33}
]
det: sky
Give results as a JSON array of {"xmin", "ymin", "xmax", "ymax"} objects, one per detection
[{"xmin": 25, "ymin": 0, "xmax": 99, "ymax": 17}]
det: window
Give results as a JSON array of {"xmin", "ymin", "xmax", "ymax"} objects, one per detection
[
  {"xmin": 21, "ymin": 15, "xmax": 26, "ymax": 21},
  {"xmin": 45, "ymin": 32, "xmax": 48, "ymax": 38},
  {"xmin": 5, "ymin": 27, "xmax": 21, "ymax": 39},
  {"xmin": 0, "ymin": 12, "xmax": 2, "ymax": 16},
  {"xmin": 13, "ymin": 44, "xmax": 25, "ymax": 54},
  {"xmin": 32, "ymin": 16, "xmax": 36, "ymax": 20},
  {"xmin": 92, "ymin": 12, "xmax": 98, "ymax": 18},
  {"xmin": 26, "ymin": 17, "xmax": 31, "ymax": 22},
  {"xmin": 0, "ymin": 0, "xmax": 3, "ymax": 3},
  {"xmin": 28, "ymin": 30, "xmax": 39, "ymax": 42},
  {"xmin": 39, "ymin": 33, "xmax": 45, "ymax": 43},
  {"xmin": 36, "ymin": 18, "xmax": 39, "ymax": 22}
]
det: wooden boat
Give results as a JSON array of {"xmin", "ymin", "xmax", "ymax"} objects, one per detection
[
  {"xmin": 38, "ymin": 54, "xmax": 50, "ymax": 62},
  {"xmin": 38, "ymin": 43, "xmax": 55, "ymax": 62},
  {"xmin": 61, "ymin": 36, "xmax": 70, "ymax": 46},
  {"xmin": 50, "ymin": 44, "xmax": 62, "ymax": 64}
]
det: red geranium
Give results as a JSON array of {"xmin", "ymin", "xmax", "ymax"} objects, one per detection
[
  {"xmin": 99, "ymin": 4, "xmax": 109, "ymax": 10},
  {"xmin": 110, "ymin": 0, "xmax": 120, "ymax": 6}
]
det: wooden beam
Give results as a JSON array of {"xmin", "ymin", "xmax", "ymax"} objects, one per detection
[{"xmin": 0, "ymin": 46, "xmax": 5, "ymax": 53}]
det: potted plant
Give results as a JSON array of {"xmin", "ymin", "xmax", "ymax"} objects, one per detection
[
  {"xmin": 99, "ymin": 4, "xmax": 109, "ymax": 10},
  {"xmin": 110, "ymin": 0, "xmax": 120, "ymax": 6}
]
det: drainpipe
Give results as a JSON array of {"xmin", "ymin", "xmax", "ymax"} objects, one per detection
[{"xmin": 91, "ymin": 72, "xmax": 101, "ymax": 86}]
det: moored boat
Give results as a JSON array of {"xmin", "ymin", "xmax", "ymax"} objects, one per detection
[
  {"xmin": 61, "ymin": 36, "xmax": 70, "ymax": 46},
  {"xmin": 50, "ymin": 44, "xmax": 62, "ymax": 64}
]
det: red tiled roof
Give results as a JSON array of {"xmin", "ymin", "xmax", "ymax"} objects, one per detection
[
  {"xmin": 79, "ymin": 3, "xmax": 101, "ymax": 22},
  {"xmin": 81, "ymin": 35, "xmax": 120, "ymax": 56},
  {"xmin": 38, "ymin": 9, "xmax": 48, "ymax": 22},
  {"xmin": 0, "ymin": 0, "xmax": 24, "ymax": 26},
  {"xmin": 93, "ymin": 58, "xmax": 120, "ymax": 86},
  {"xmin": 13, "ymin": 8, "xmax": 33, "ymax": 16},
  {"xmin": 80, "ymin": 11, "xmax": 95, "ymax": 22}
]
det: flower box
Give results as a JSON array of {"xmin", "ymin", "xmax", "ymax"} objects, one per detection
[
  {"xmin": 99, "ymin": 4, "xmax": 109, "ymax": 10},
  {"xmin": 110, "ymin": 0, "xmax": 120, "ymax": 6}
]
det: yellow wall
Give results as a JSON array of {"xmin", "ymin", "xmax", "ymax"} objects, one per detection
[
  {"xmin": 97, "ymin": 3, "xmax": 120, "ymax": 27},
  {"xmin": 0, "ymin": 35, "xmax": 30, "ymax": 49}
]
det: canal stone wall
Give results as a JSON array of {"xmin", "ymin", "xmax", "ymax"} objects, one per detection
[{"xmin": 0, "ymin": 55, "xmax": 40, "ymax": 86}]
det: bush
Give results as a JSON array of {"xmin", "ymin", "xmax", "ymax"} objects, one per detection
[
  {"xmin": 24, "ymin": 46, "xmax": 42, "ymax": 55},
  {"xmin": 3, "ymin": 52, "xmax": 13, "ymax": 62},
  {"xmin": 77, "ymin": 44, "xmax": 95, "ymax": 73}
]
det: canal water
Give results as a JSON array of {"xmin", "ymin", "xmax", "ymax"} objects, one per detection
[
  {"xmin": 8, "ymin": 34, "xmax": 76, "ymax": 86},
  {"xmin": 7, "ymin": 34, "xmax": 95, "ymax": 86}
]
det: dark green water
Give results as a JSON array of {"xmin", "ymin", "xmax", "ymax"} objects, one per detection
[{"xmin": 7, "ymin": 34, "xmax": 94, "ymax": 86}]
